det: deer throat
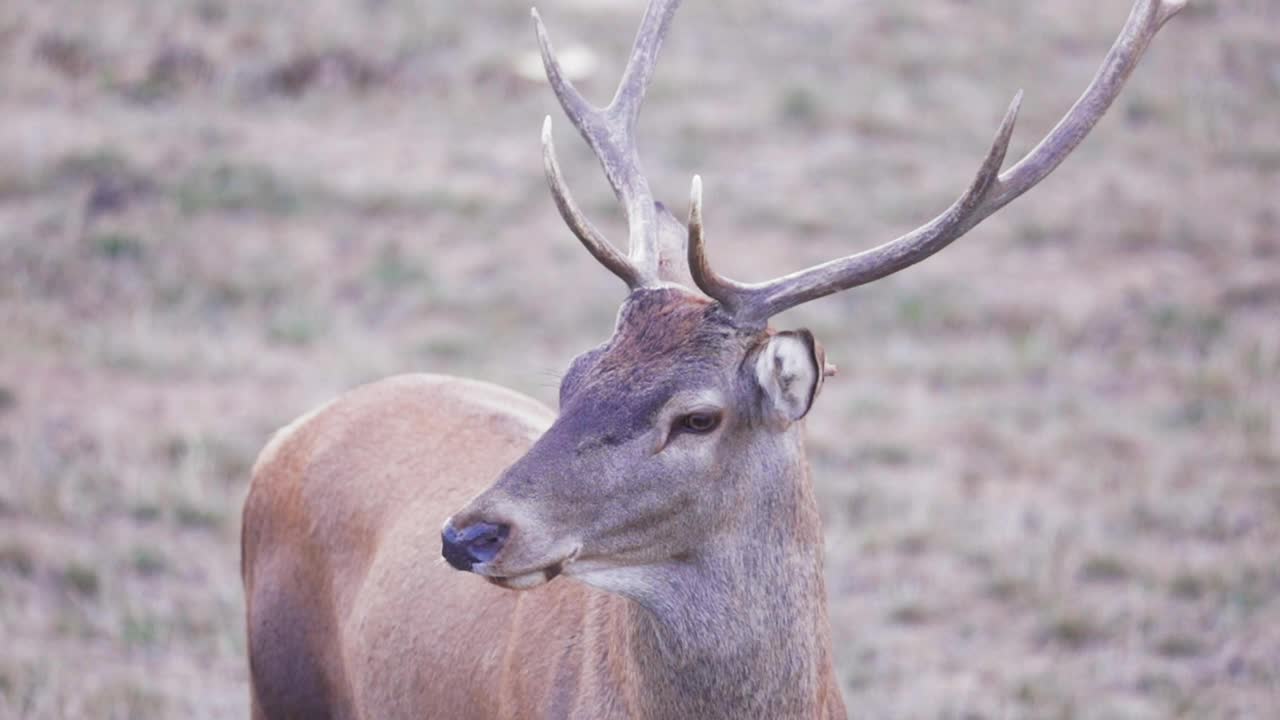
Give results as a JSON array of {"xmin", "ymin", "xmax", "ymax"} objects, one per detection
[{"xmin": 617, "ymin": 471, "xmax": 837, "ymax": 719}]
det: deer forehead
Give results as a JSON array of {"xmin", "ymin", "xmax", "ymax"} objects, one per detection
[
  {"xmin": 550, "ymin": 291, "xmax": 756, "ymax": 443},
  {"xmin": 584, "ymin": 290, "xmax": 756, "ymax": 392}
]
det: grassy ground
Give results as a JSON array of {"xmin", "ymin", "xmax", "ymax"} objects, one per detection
[{"xmin": 1, "ymin": 0, "xmax": 1277, "ymax": 717}]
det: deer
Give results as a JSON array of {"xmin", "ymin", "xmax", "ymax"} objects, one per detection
[{"xmin": 241, "ymin": 1, "xmax": 1185, "ymax": 717}]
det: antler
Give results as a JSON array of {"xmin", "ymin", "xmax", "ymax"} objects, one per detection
[
  {"xmin": 689, "ymin": 0, "xmax": 1187, "ymax": 326},
  {"xmin": 534, "ymin": 0, "xmax": 684, "ymax": 289}
]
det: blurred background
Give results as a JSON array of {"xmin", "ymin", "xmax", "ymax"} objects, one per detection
[{"xmin": 1, "ymin": 0, "xmax": 1276, "ymax": 717}]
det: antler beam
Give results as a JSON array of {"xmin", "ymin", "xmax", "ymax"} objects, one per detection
[{"xmin": 689, "ymin": 0, "xmax": 1187, "ymax": 326}]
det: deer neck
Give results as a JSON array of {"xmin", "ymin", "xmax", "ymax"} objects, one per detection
[{"xmin": 610, "ymin": 433, "xmax": 839, "ymax": 719}]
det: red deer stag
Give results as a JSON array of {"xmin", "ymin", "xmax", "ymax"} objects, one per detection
[{"xmin": 242, "ymin": 1, "xmax": 1186, "ymax": 717}]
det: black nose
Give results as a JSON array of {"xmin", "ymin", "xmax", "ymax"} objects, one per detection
[{"xmin": 441, "ymin": 521, "xmax": 510, "ymax": 571}]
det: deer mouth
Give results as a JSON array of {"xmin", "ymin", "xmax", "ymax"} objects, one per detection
[
  {"xmin": 484, "ymin": 561, "xmax": 564, "ymax": 590},
  {"xmin": 478, "ymin": 545, "xmax": 579, "ymax": 591}
]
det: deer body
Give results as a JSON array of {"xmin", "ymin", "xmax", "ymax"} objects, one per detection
[
  {"xmin": 244, "ymin": 303, "xmax": 845, "ymax": 719},
  {"xmin": 243, "ymin": 1, "xmax": 1183, "ymax": 717},
  {"xmin": 242, "ymin": 375, "xmax": 554, "ymax": 718}
]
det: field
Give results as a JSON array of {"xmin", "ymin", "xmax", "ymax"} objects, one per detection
[{"xmin": 1, "ymin": 0, "xmax": 1277, "ymax": 717}]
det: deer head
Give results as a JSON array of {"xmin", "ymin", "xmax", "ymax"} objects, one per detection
[{"xmin": 442, "ymin": 0, "xmax": 1186, "ymax": 597}]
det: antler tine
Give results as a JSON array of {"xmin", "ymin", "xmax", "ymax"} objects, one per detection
[
  {"xmin": 980, "ymin": 0, "xmax": 1186, "ymax": 217},
  {"xmin": 692, "ymin": 0, "xmax": 1186, "ymax": 326},
  {"xmin": 688, "ymin": 175, "xmax": 750, "ymax": 314},
  {"xmin": 533, "ymin": 1, "xmax": 684, "ymax": 288},
  {"xmin": 697, "ymin": 92, "xmax": 1023, "ymax": 323},
  {"xmin": 609, "ymin": 0, "xmax": 682, "ymax": 133},
  {"xmin": 542, "ymin": 116, "xmax": 645, "ymax": 288}
]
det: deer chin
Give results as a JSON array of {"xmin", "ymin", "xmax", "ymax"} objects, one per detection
[{"xmin": 561, "ymin": 560, "xmax": 660, "ymax": 598}]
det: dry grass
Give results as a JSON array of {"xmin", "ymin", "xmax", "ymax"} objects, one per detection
[{"xmin": 2, "ymin": 0, "xmax": 1278, "ymax": 717}]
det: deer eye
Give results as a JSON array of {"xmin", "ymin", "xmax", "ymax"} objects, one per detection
[{"xmin": 677, "ymin": 411, "xmax": 721, "ymax": 435}]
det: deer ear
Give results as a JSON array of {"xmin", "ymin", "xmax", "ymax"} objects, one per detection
[{"xmin": 755, "ymin": 329, "xmax": 825, "ymax": 427}]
